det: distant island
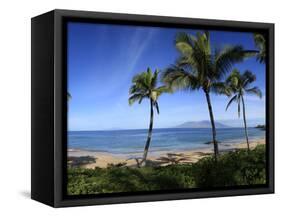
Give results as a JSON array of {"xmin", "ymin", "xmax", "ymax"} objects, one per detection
[
  {"xmin": 255, "ymin": 124, "xmax": 266, "ymax": 130},
  {"xmin": 175, "ymin": 120, "xmax": 230, "ymax": 128}
]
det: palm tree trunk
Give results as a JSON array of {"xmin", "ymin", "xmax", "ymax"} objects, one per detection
[
  {"xmin": 142, "ymin": 99, "xmax": 154, "ymax": 166},
  {"xmin": 241, "ymin": 96, "xmax": 250, "ymax": 151},
  {"xmin": 205, "ymin": 91, "xmax": 219, "ymax": 159}
]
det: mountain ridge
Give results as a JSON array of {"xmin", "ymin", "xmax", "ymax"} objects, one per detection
[{"xmin": 175, "ymin": 120, "xmax": 230, "ymax": 128}]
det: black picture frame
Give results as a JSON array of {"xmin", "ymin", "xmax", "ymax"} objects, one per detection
[{"xmin": 31, "ymin": 9, "xmax": 274, "ymax": 208}]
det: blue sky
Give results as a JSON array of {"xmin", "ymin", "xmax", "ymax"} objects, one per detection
[{"xmin": 67, "ymin": 22, "xmax": 266, "ymax": 131}]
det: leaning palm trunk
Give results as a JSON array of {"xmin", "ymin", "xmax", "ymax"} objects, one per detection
[
  {"xmin": 205, "ymin": 91, "xmax": 219, "ymax": 159},
  {"xmin": 225, "ymin": 69, "xmax": 262, "ymax": 151},
  {"xmin": 129, "ymin": 68, "xmax": 165, "ymax": 167},
  {"xmin": 241, "ymin": 96, "xmax": 250, "ymax": 151},
  {"xmin": 141, "ymin": 99, "xmax": 154, "ymax": 166}
]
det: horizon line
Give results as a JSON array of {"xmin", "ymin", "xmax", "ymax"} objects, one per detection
[{"xmin": 68, "ymin": 125, "xmax": 265, "ymax": 132}]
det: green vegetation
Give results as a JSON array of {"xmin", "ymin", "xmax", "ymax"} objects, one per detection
[
  {"xmin": 253, "ymin": 33, "xmax": 266, "ymax": 63},
  {"xmin": 161, "ymin": 31, "xmax": 250, "ymax": 159},
  {"xmin": 128, "ymin": 68, "xmax": 169, "ymax": 166},
  {"xmin": 225, "ymin": 69, "xmax": 262, "ymax": 150},
  {"xmin": 67, "ymin": 145, "xmax": 266, "ymax": 195},
  {"xmin": 68, "ymin": 31, "xmax": 266, "ymax": 194},
  {"xmin": 256, "ymin": 124, "xmax": 266, "ymax": 131},
  {"xmin": 126, "ymin": 31, "xmax": 265, "ymax": 166}
]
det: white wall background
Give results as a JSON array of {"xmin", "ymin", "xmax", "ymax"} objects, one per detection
[{"xmin": 0, "ymin": 0, "xmax": 279, "ymax": 216}]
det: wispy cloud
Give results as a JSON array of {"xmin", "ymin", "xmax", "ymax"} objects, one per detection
[{"xmin": 126, "ymin": 28, "xmax": 159, "ymax": 73}]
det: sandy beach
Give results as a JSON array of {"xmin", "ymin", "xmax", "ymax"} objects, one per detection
[{"xmin": 67, "ymin": 138, "xmax": 265, "ymax": 168}]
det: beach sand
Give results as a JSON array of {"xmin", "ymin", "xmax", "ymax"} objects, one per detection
[{"xmin": 67, "ymin": 138, "xmax": 265, "ymax": 169}]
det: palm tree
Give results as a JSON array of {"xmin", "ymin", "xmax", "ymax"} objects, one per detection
[
  {"xmin": 129, "ymin": 68, "xmax": 168, "ymax": 166},
  {"xmin": 162, "ymin": 31, "xmax": 249, "ymax": 159},
  {"xmin": 225, "ymin": 69, "xmax": 262, "ymax": 151},
  {"xmin": 253, "ymin": 33, "xmax": 266, "ymax": 64}
]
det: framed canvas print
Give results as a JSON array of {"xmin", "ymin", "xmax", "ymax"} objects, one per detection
[{"xmin": 31, "ymin": 9, "xmax": 274, "ymax": 207}]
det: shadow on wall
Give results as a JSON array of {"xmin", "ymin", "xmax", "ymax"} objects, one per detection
[{"xmin": 19, "ymin": 191, "xmax": 31, "ymax": 199}]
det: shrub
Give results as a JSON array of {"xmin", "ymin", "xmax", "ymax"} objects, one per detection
[
  {"xmin": 67, "ymin": 145, "xmax": 266, "ymax": 195},
  {"xmin": 192, "ymin": 145, "xmax": 266, "ymax": 187}
]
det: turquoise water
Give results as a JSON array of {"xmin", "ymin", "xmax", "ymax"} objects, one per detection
[{"xmin": 68, "ymin": 128, "xmax": 265, "ymax": 156}]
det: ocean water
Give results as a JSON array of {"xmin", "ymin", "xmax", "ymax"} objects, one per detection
[{"xmin": 68, "ymin": 128, "xmax": 265, "ymax": 157}]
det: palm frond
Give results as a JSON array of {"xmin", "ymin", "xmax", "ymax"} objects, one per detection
[
  {"xmin": 151, "ymin": 69, "xmax": 159, "ymax": 89},
  {"xmin": 254, "ymin": 33, "xmax": 266, "ymax": 63},
  {"xmin": 211, "ymin": 82, "xmax": 231, "ymax": 96},
  {"xmin": 242, "ymin": 49, "xmax": 259, "ymax": 58},
  {"xmin": 225, "ymin": 68, "xmax": 262, "ymax": 118},
  {"xmin": 162, "ymin": 65, "xmax": 199, "ymax": 91},
  {"xmin": 204, "ymin": 30, "xmax": 210, "ymax": 42},
  {"xmin": 214, "ymin": 45, "xmax": 246, "ymax": 79},
  {"xmin": 129, "ymin": 84, "xmax": 147, "ymax": 95},
  {"xmin": 226, "ymin": 95, "xmax": 238, "ymax": 111},
  {"xmin": 146, "ymin": 67, "xmax": 153, "ymax": 88},
  {"xmin": 128, "ymin": 94, "xmax": 145, "ymax": 105},
  {"xmin": 175, "ymin": 32, "xmax": 199, "ymax": 71},
  {"xmin": 196, "ymin": 31, "xmax": 211, "ymax": 56},
  {"xmin": 176, "ymin": 55, "xmax": 197, "ymax": 70},
  {"xmin": 129, "ymin": 67, "xmax": 166, "ymax": 110},
  {"xmin": 175, "ymin": 32, "xmax": 195, "ymax": 55},
  {"xmin": 132, "ymin": 73, "xmax": 149, "ymax": 90},
  {"xmin": 155, "ymin": 85, "xmax": 172, "ymax": 94},
  {"xmin": 245, "ymin": 86, "xmax": 262, "ymax": 98},
  {"xmin": 242, "ymin": 70, "xmax": 256, "ymax": 88},
  {"xmin": 154, "ymin": 101, "xmax": 160, "ymax": 114},
  {"xmin": 225, "ymin": 69, "xmax": 242, "ymax": 93}
]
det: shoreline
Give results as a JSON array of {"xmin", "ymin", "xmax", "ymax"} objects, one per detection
[{"xmin": 67, "ymin": 138, "xmax": 265, "ymax": 168}]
